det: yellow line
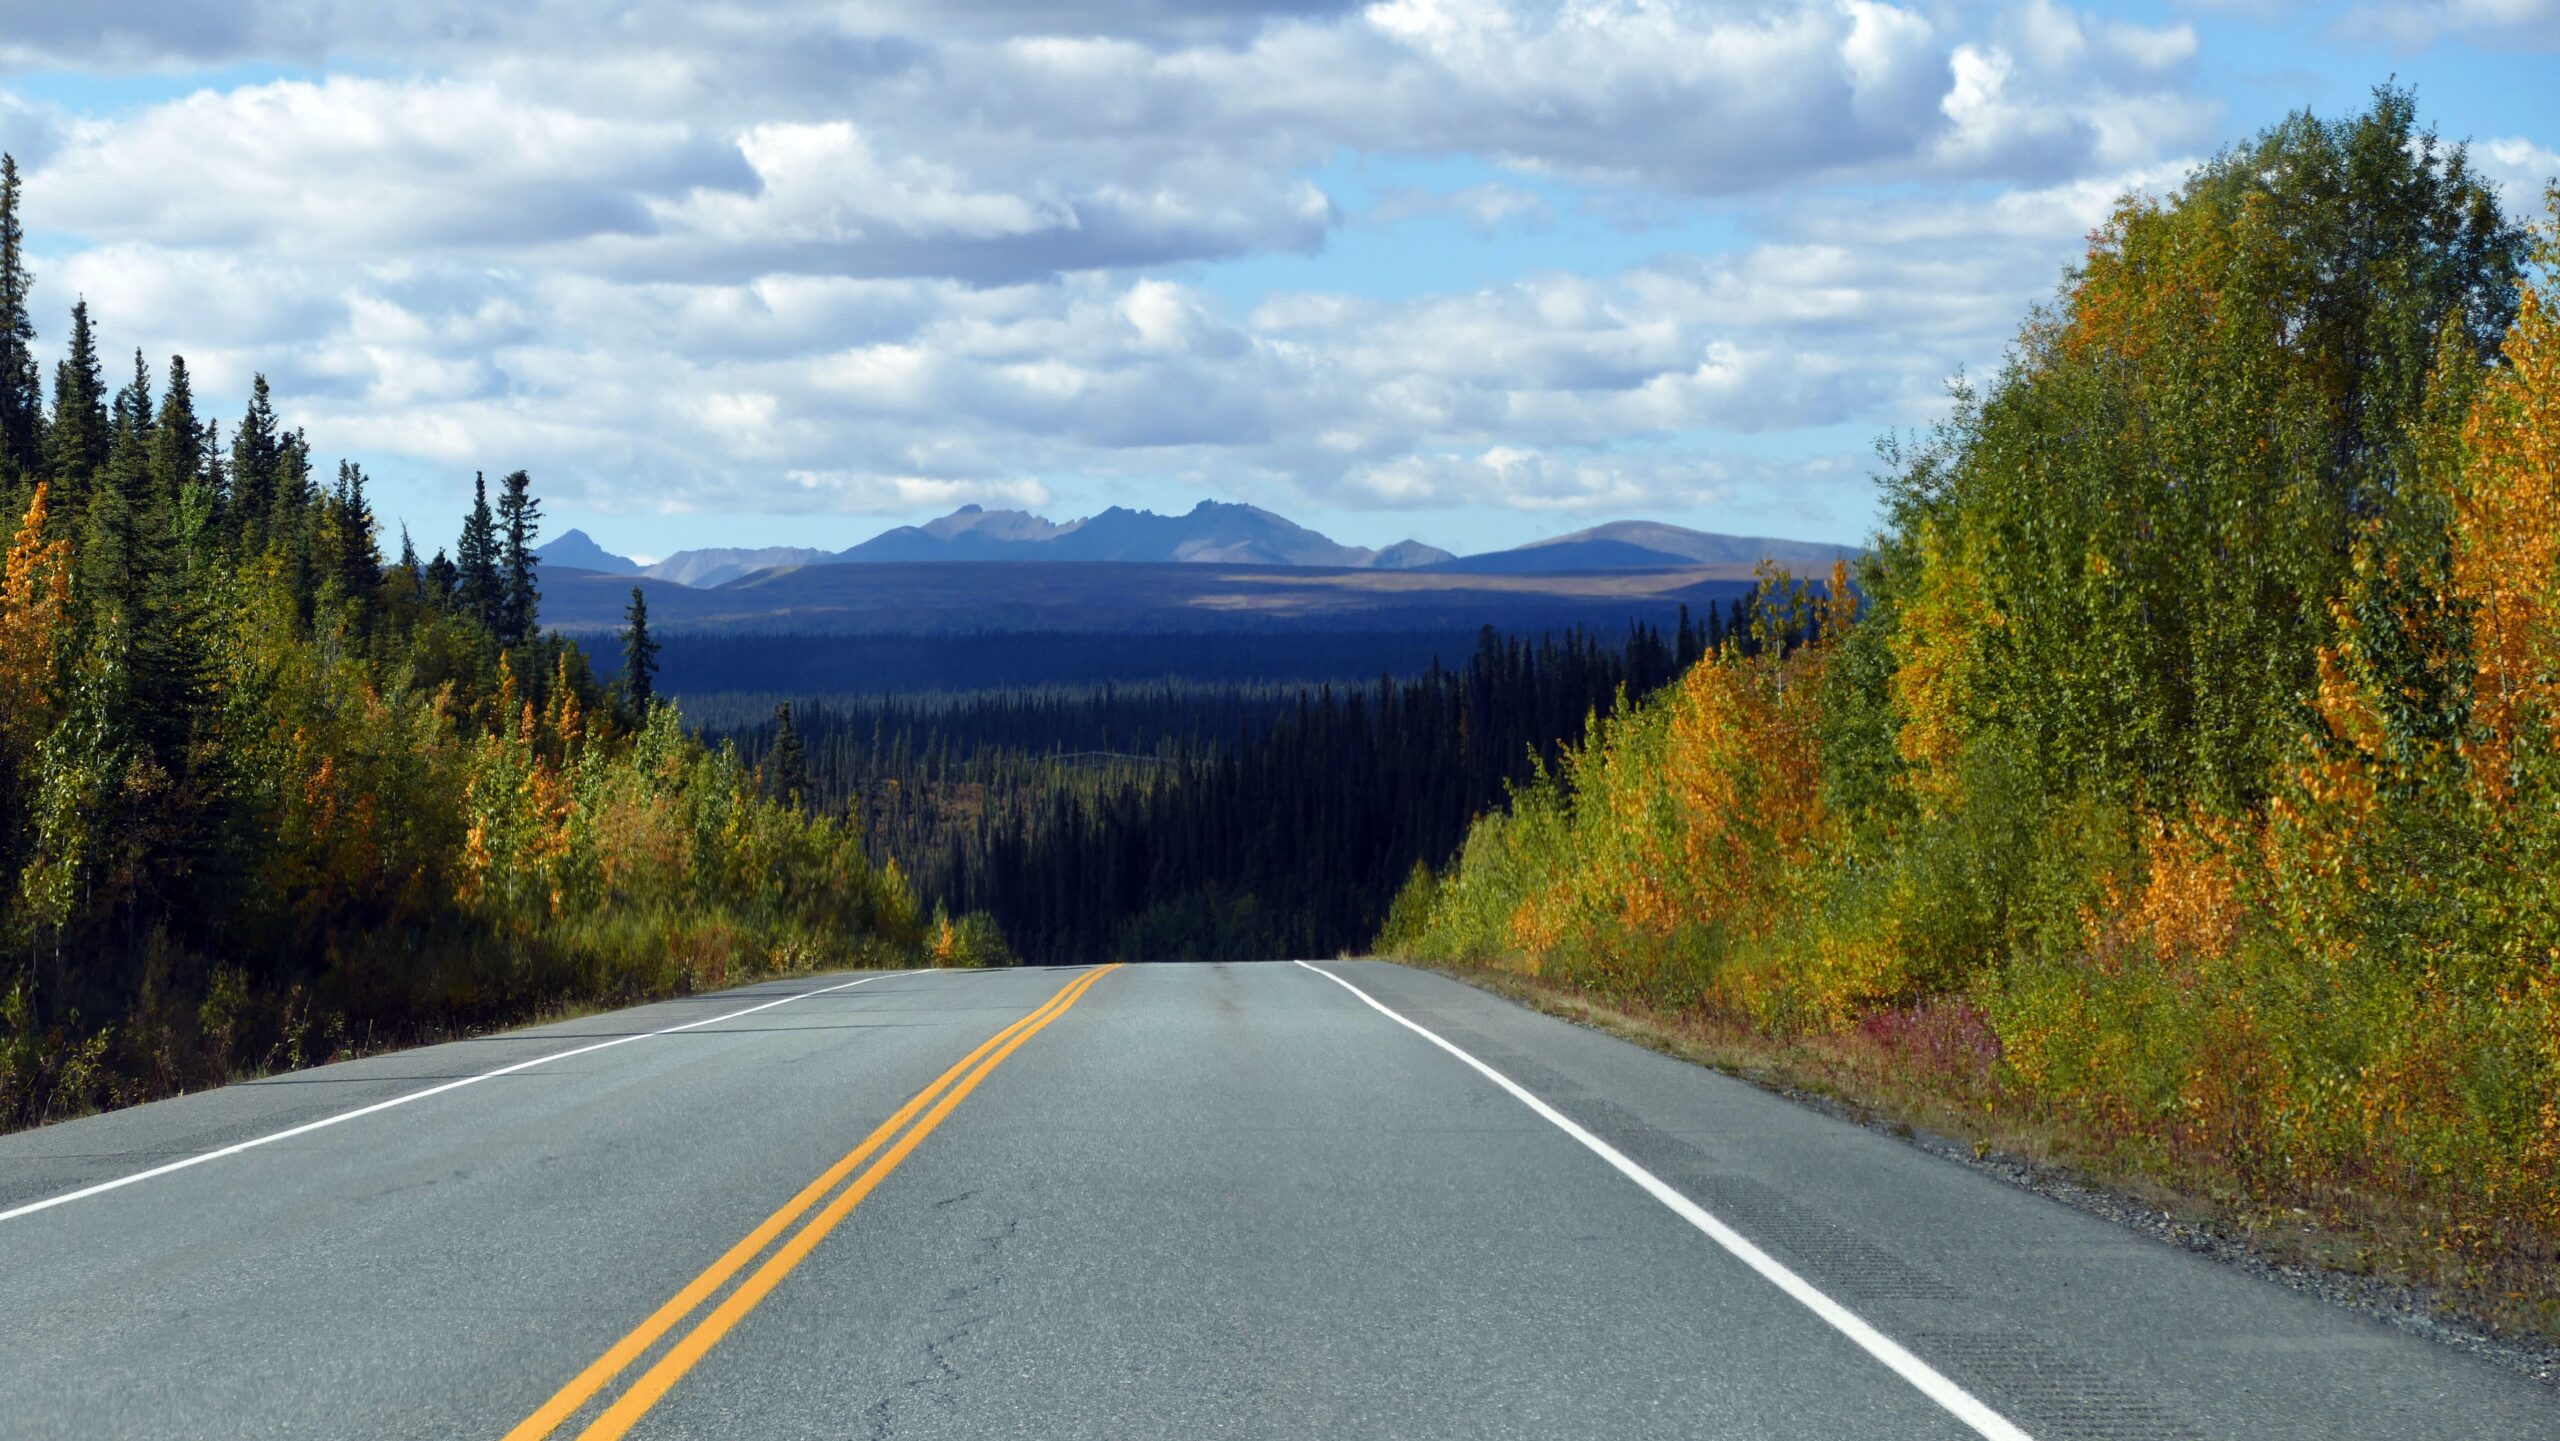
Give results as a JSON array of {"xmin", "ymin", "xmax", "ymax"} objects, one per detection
[
  {"xmin": 571, "ymin": 961, "xmax": 1119, "ymax": 1440},
  {"xmin": 503, "ymin": 965, "xmax": 1118, "ymax": 1441}
]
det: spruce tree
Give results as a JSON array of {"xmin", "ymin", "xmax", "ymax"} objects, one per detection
[
  {"xmin": 271, "ymin": 427, "xmax": 316, "ymax": 613},
  {"xmin": 769, "ymin": 702, "xmax": 808, "ymax": 806},
  {"xmin": 229, "ymin": 375, "xmax": 281, "ymax": 552},
  {"xmin": 84, "ymin": 350, "xmax": 154, "ymax": 618},
  {"xmin": 495, "ymin": 468, "xmax": 541, "ymax": 644},
  {"xmin": 621, "ymin": 584, "xmax": 659, "ymax": 712},
  {"xmin": 332, "ymin": 461, "xmax": 382, "ymax": 602},
  {"xmin": 0, "ymin": 155, "xmax": 38, "ymax": 490},
  {"xmin": 426, "ymin": 547, "xmax": 460, "ymax": 606},
  {"xmin": 197, "ymin": 416, "xmax": 224, "ymax": 530},
  {"xmin": 44, "ymin": 299, "xmax": 108, "ymax": 515},
  {"xmin": 151, "ymin": 356, "xmax": 206, "ymax": 569},
  {"xmin": 274, "ymin": 428, "xmax": 313, "ymax": 522},
  {"xmin": 455, "ymin": 471, "xmax": 501, "ymax": 631}
]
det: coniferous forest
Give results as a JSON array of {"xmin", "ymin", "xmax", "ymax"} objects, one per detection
[
  {"xmin": 0, "ymin": 156, "xmax": 926, "ymax": 1128},
  {"xmin": 713, "ymin": 617, "xmax": 1754, "ymax": 963}
]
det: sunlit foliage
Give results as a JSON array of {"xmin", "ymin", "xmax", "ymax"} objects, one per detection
[
  {"xmin": 0, "ymin": 172, "xmax": 929, "ymax": 1125},
  {"xmin": 1386, "ymin": 94, "xmax": 2559, "ymax": 1291}
]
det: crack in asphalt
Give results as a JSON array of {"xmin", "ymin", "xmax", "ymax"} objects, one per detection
[{"xmin": 864, "ymin": 1212, "xmax": 1019, "ymax": 1439}]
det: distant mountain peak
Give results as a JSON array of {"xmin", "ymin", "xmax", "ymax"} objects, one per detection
[
  {"xmin": 535, "ymin": 528, "xmax": 640, "ymax": 575},
  {"xmin": 553, "ymin": 502, "xmax": 1852, "ymax": 590}
]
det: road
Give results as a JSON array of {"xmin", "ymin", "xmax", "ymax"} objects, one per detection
[{"xmin": 1, "ymin": 960, "xmax": 2550, "ymax": 1439}]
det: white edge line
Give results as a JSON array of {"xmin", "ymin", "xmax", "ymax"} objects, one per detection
[
  {"xmin": 1, "ymin": 969, "xmax": 941, "ymax": 1225},
  {"xmin": 1294, "ymin": 960, "xmax": 2035, "ymax": 1441}
]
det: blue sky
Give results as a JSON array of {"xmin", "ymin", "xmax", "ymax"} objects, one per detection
[{"xmin": 1, "ymin": 1, "xmax": 2552, "ymax": 562}]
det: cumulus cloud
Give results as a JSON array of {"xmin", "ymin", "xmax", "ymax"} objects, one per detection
[
  {"xmin": 2480, "ymin": 137, "xmax": 2560, "ymax": 208},
  {"xmin": 0, "ymin": 0, "xmax": 2263, "ymax": 534},
  {"xmin": 12, "ymin": 2, "xmax": 2217, "ymax": 227},
  {"xmin": 30, "ymin": 77, "xmax": 746, "ymax": 252},
  {"xmin": 24, "ymin": 143, "xmax": 2138, "ymax": 525}
]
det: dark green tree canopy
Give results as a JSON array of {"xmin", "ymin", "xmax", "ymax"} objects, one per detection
[
  {"xmin": 497, "ymin": 468, "xmax": 541, "ymax": 645},
  {"xmin": 0, "ymin": 154, "xmax": 40, "ymax": 487},
  {"xmin": 621, "ymin": 585, "xmax": 659, "ymax": 712}
]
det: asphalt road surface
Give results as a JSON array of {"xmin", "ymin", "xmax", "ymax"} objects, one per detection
[{"xmin": 2, "ymin": 960, "xmax": 2551, "ymax": 1439}]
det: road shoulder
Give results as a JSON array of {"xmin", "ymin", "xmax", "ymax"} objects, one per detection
[{"xmin": 1379, "ymin": 955, "xmax": 2560, "ymax": 1392}]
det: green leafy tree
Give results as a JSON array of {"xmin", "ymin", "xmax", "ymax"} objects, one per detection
[{"xmin": 1917, "ymin": 86, "xmax": 2526, "ymax": 811}]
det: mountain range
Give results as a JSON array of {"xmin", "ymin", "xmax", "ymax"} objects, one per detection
[{"xmin": 540, "ymin": 501, "xmax": 1857, "ymax": 590}]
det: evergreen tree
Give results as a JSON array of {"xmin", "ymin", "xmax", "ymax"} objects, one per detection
[
  {"xmin": 270, "ymin": 427, "xmax": 316, "ymax": 614},
  {"xmin": 150, "ymin": 357, "xmax": 207, "ymax": 570},
  {"xmin": 425, "ymin": 547, "xmax": 460, "ymax": 606},
  {"xmin": 0, "ymin": 156, "xmax": 38, "ymax": 491},
  {"xmin": 331, "ymin": 461, "xmax": 382, "ymax": 602},
  {"xmin": 44, "ymin": 299, "xmax": 108, "ymax": 515},
  {"xmin": 197, "ymin": 416, "xmax": 224, "ymax": 528},
  {"xmin": 117, "ymin": 353, "xmax": 214, "ymax": 886},
  {"xmin": 83, "ymin": 351, "xmax": 154, "ymax": 619},
  {"xmin": 769, "ymin": 702, "xmax": 808, "ymax": 806},
  {"xmin": 455, "ymin": 471, "xmax": 501, "ymax": 631},
  {"xmin": 621, "ymin": 585, "xmax": 659, "ymax": 712},
  {"xmin": 495, "ymin": 468, "xmax": 541, "ymax": 644},
  {"xmin": 229, "ymin": 375, "xmax": 281, "ymax": 552},
  {"xmin": 274, "ymin": 428, "xmax": 314, "ymax": 522}
]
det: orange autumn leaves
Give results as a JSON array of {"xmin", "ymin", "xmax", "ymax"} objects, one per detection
[
  {"xmin": 1386, "ymin": 215, "xmax": 2560, "ymax": 1263},
  {"xmin": 2453, "ymin": 287, "xmax": 2560, "ymax": 805},
  {"xmin": 0, "ymin": 482, "xmax": 70, "ymax": 759},
  {"xmin": 1404, "ymin": 563, "xmax": 1870, "ymax": 1019}
]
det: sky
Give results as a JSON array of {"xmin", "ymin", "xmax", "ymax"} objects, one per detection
[{"xmin": 0, "ymin": 2, "xmax": 2553, "ymax": 562}]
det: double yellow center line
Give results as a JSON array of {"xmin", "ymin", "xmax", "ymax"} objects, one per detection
[{"xmin": 505, "ymin": 963, "xmax": 1122, "ymax": 1441}]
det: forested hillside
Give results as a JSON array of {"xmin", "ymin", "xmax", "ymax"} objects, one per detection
[
  {"xmin": 0, "ymin": 157, "xmax": 927, "ymax": 1129},
  {"xmin": 1383, "ymin": 93, "xmax": 2560, "ymax": 1330},
  {"xmin": 718, "ymin": 617, "xmax": 1752, "ymax": 963},
  {"xmin": 634, "ymin": 628, "xmax": 1550, "ymax": 697}
]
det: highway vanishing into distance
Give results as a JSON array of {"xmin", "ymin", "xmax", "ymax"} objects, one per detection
[{"xmin": 2, "ymin": 961, "xmax": 2551, "ymax": 1439}]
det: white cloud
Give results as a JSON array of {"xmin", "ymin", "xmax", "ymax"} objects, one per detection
[
  {"xmin": 30, "ymin": 77, "xmax": 743, "ymax": 252},
  {"xmin": 2480, "ymin": 137, "xmax": 2560, "ymax": 210},
  {"xmin": 0, "ymin": 1, "xmax": 2255, "ymax": 536}
]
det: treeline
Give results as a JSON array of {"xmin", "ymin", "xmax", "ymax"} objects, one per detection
[
  {"xmin": 1383, "ymin": 92, "xmax": 2560, "ymax": 1318},
  {"xmin": 721, "ymin": 618, "xmax": 1755, "ymax": 964},
  {"xmin": 603, "ymin": 624, "xmax": 1756, "ymax": 698},
  {"xmin": 0, "ymin": 157, "xmax": 930, "ymax": 1129}
]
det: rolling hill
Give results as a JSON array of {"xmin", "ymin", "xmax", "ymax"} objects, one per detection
[
  {"xmin": 543, "ymin": 503, "xmax": 1853, "ymax": 595},
  {"xmin": 1428, "ymin": 538, "xmax": 1699, "ymax": 574},
  {"xmin": 539, "ymin": 559, "xmax": 1767, "ymax": 636},
  {"xmin": 1511, "ymin": 521, "xmax": 1860, "ymax": 571}
]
